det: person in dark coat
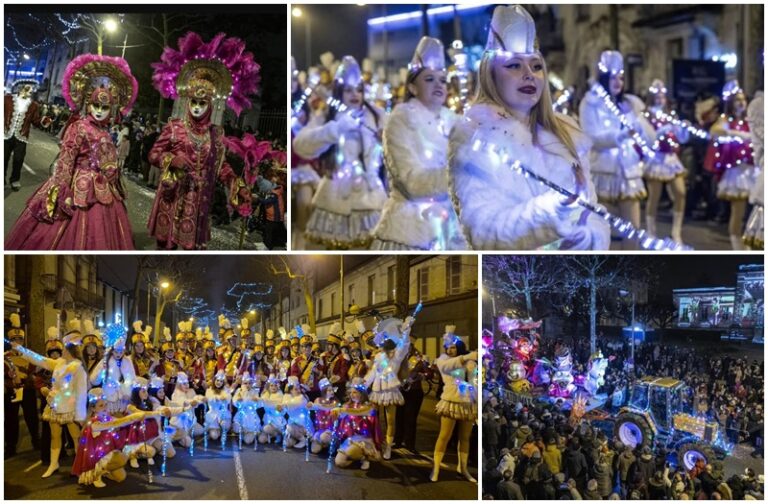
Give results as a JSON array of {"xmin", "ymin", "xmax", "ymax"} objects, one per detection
[
  {"xmin": 484, "ymin": 413, "xmax": 501, "ymax": 460},
  {"xmin": 497, "ymin": 470, "xmax": 524, "ymax": 500},
  {"xmin": 563, "ymin": 438, "xmax": 589, "ymax": 492}
]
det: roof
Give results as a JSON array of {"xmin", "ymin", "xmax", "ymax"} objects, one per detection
[{"xmin": 638, "ymin": 376, "xmax": 682, "ymax": 388}]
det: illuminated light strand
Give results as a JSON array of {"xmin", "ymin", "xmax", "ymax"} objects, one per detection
[
  {"xmin": 644, "ymin": 109, "xmax": 709, "ymax": 140},
  {"xmin": 590, "ymin": 83, "xmax": 657, "ymax": 159},
  {"xmin": 552, "ymin": 89, "xmax": 572, "ymax": 111},
  {"xmin": 470, "ymin": 138, "xmax": 692, "ymax": 250},
  {"xmin": 327, "ymin": 416, "xmax": 342, "ymax": 473},
  {"xmin": 291, "ymin": 73, "xmax": 320, "ymax": 118},
  {"xmin": 326, "ymin": 97, "xmax": 379, "ymax": 136}
]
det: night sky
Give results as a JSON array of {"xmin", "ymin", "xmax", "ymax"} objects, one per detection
[
  {"xmin": 291, "ymin": 4, "xmax": 372, "ymax": 70},
  {"xmin": 6, "ymin": 4, "xmax": 287, "ymax": 111},
  {"xmin": 96, "ymin": 255, "xmax": 373, "ymax": 309},
  {"xmin": 654, "ymin": 255, "xmax": 762, "ymax": 293}
]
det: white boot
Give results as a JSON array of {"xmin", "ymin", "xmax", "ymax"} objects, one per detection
[
  {"xmin": 458, "ymin": 452, "xmax": 477, "ymax": 483},
  {"xmin": 382, "ymin": 442, "xmax": 392, "ymax": 460},
  {"xmin": 730, "ymin": 234, "xmax": 746, "ymax": 250},
  {"xmin": 360, "ymin": 458, "xmax": 370, "ymax": 470},
  {"xmin": 431, "ymin": 451, "xmax": 445, "ymax": 482},
  {"xmin": 645, "ymin": 215, "xmax": 657, "ymax": 237},
  {"xmin": 92, "ymin": 476, "xmax": 107, "ymax": 488},
  {"xmin": 671, "ymin": 211, "xmax": 684, "ymax": 244},
  {"xmin": 42, "ymin": 448, "xmax": 61, "ymax": 478},
  {"xmin": 130, "ymin": 458, "xmax": 140, "ymax": 469}
]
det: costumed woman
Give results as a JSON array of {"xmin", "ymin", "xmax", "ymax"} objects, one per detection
[
  {"xmin": 364, "ymin": 315, "xmax": 414, "ymax": 460},
  {"xmin": 704, "ymin": 80, "xmax": 756, "ymax": 250},
  {"xmin": 431, "ymin": 326, "xmax": 478, "ymax": 483},
  {"xmin": 147, "ymin": 32, "xmax": 258, "ymax": 250},
  {"xmin": 122, "ymin": 376, "xmax": 187, "ymax": 469},
  {"xmin": 293, "ymin": 55, "xmax": 387, "ymax": 249},
  {"xmin": 643, "ymin": 79, "xmax": 689, "ymax": 243},
  {"xmin": 333, "ymin": 377, "xmax": 381, "ymax": 470},
  {"xmin": 310, "ymin": 378, "xmax": 339, "ymax": 454},
  {"xmin": 169, "ymin": 372, "xmax": 204, "ymax": 447},
  {"xmin": 282, "ymin": 376, "xmax": 312, "ymax": 449},
  {"xmin": 259, "ymin": 375, "xmax": 286, "ymax": 444},
  {"xmin": 232, "ymin": 372, "xmax": 262, "ymax": 446},
  {"xmin": 579, "ymin": 49, "xmax": 656, "ymax": 248},
  {"xmin": 10, "ymin": 323, "xmax": 87, "ymax": 479},
  {"xmin": 744, "ymin": 89, "xmax": 763, "ymax": 250},
  {"xmin": 372, "ymin": 37, "xmax": 467, "ymax": 250},
  {"xmin": 449, "ymin": 5, "xmax": 609, "ymax": 250},
  {"xmin": 89, "ymin": 329, "xmax": 136, "ymax": 414},
  {"xmin": 6, "ymin": 54, "xmax": 138, "ymax": 250},
  {"xmin": 291, "ymin": 57, "xmax": 321, "ymax": 250},
  {"xmin": 204, "ymin": 370, "xmax": 232, "ymax": 442},
  {"xmin": 71, "ymin": 388, "xmax": 151, "ymax": 488}
]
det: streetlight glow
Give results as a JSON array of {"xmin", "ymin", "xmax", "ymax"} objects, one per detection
[
  {"xmin": 22, "ymin": 53, "xmax": 30, "ymax": 60},
  {"xmin": 292, "ymin": 7, "xmax": 303, "ymax": 18},
  {"xmin": 104, "ymin": 18, "xmax": 118, "ymax": 33},
  {"xmin": 160, "ymin": 281, "xmax": 170, "ymax": 289}
]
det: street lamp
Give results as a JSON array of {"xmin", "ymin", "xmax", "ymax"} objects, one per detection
[
  {"xmin": 292, "ymin": 7, "xmax": 312, "ymax": 71},
  {"xmin": 22, "ymin": 53, "xmax": 30, "ymax": 61},
  {"xmin": 619, "ymin": 288, "xmax": 636, "ymax": 375},
  {"xmin": 160, "ymin": 281, "xmax": 170, "ymax": 290},
  {"xmin": 339, "ymin": 256, "xmax": 344, "ymax": 330},
  {"xmin": 103, "ymin": 18, "xmax": 118, "ymax": 33}
]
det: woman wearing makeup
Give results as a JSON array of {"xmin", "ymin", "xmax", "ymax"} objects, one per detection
[
  {"xmin": 293, "ymin": 56, "xmax": 387, "ymax": 249},
  {"xmin": 371, "ymin": 37, "xmax": 467, "ymax": 250},
  {"xmin": 579, "ymin": 50, "xmax": 657, "ymax": 248},
  {"xmin": 449, "ymin": 5, "xmax": 609, "ymax": 250}
]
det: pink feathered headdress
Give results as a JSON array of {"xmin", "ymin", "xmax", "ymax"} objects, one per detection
[
  {"xmin": 62, "ymin": 54, "xmax": 138, "ymax": 115},
  {"xmin": 151, "ymin": 32, "xmax": 261, "ymax": 116}
]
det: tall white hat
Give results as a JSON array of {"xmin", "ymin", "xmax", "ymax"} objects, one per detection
[
  {"xmin": 485, "ymin": 5, "xmax": 538, "ymax": 55},
  {"xmin": 409, "ymin": 37, "xmax": 446, "ymax": 73}
]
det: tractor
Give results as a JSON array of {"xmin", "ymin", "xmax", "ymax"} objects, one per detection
[{"xmin": 613, "ymin": 376, "xmax": 730, "ymax": 470}]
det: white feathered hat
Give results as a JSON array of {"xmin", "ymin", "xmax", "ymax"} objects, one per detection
[{"xmin": 485, "ymin": 5, "xmax": 538, "ymax": 55}]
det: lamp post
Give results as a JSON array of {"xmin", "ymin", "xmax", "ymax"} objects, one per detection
[
  {"xmin": 292, "ymin": 7, "xmax": 311, "ymax": 69},
  {"xmin": 97, "ymin": 18, "xmax": 119, "ymax": 56},
  {"xmin": 339, "ymin": 256, "xmax": 344, "ymax": 330},
  {"xmin": 619, "ymin": 288, "xmax": 636, "ymax": 375}
]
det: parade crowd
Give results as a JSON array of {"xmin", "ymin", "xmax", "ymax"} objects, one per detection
[
  {"xmin": 481, "ymin": 335, "xmax": 764, "ymax": 500},
  {"xmin": 5, "ymin": 311, "xmax": 478, "ymax": 489},
  {"xmin": 291, "ymin": 5, "xmax": 763, "ymax": 251}
]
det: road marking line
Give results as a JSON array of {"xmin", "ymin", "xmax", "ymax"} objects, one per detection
[
  {"xmin": 23, "ymin": 461, "xmax": 42, "ymax": 472},
  {"xmin": 23, "ymin": 163, "xmax": 35, "ymax": 175},
  {"xmin": 233, "ymin": 450, "xmax": 249, "ymax": 500}
]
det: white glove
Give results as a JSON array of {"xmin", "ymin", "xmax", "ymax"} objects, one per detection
[{"xmin": 335, "ymin": 112, "xmax": 359, "ymax": 135}]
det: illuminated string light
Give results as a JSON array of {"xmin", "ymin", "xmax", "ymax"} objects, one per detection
[
  {"xmin": 644, "ymin": 109, "xmax": 710, "ymax": 140},
  {"xmin": 590, "ymin": 82, "xmax": 657, "ymax": 159},
  {"xmin": 469, "ymin": 138, "xmax": 692, "ymax": 250}
]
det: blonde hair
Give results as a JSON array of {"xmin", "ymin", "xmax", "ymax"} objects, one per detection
[{"xmin": 474, "ymin": 53, "xmax": 581, "ymax": 162}]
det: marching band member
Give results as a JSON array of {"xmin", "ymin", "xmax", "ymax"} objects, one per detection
[
  {"xmin": 10, "ymin": 323, "xmax": 87, "ymax": 478},
  {"xmin": 322, "ymin": 323, "xmax": 350, "ymax": 391},
  {"xmin": 204, "ymin": 370, "xmax": 232, "ymax": 441},
  {"xmin": 744, "ymin": 90, "xmax": 763, "ymax": 249},
  {"xmin": 282, "ymin": 376, "xmax": 312, "ymax": 449},
  {"xmin": 643, "ymin": 79, "xmax": 689, "ymax": 243},
  {"xmin": 4, "ymin": 79, "xmax": 50, "ymax": 190},
  {"xmin": 450, "ymin": 5, "xmax": 609, "ymax": 250},
  {"xmin": 705, "ymin": 80, "xmax": 756, "ymax": 249},
  {"xmin": 4, "ymin": 313, "xmax": 40, "ymax": 457},
  {"xmin": 275, "ymin": 329, "xmax": 293, "ymax": 384},
  {"xmin": 290, "ymin": 328, "xmax": 324, "ymax": 400},
  {"xmin": 333, "ymin": 378, "xmax": 381, "ymax": 470},
  {"xmin": 373, "ymin": 37, "xmax": 467, "ymax": 250},
  {"xmin": 580, "ymin": 49, "xmax": 656, "ymax": 247},
  {"xmin": 431, "ymin": 327, "xmax": 478, "ymax": 483},
  {"xmin": 310, "ymin": 378, "xmax": 339, "ymax": 454},
  {"xmin": 169, "ymin": 372, "xmax": 204, "ymax": 447},
  {"xmin": 259, "ymin": 375, "xmax": 286, "ymax": 444},
  {"xmin": 232, "ymin": 372, "xmax": 262, "ymax": 445},
  {"xmin": 294, "ymin": 55, "xmax": 387, "ymax": 248},
  {"xmin": 364, "ymin": 316, "xmax": 413, "ymax": 460}
]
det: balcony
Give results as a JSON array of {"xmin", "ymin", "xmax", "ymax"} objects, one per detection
[{"xmin": 89, "ymin": 291, "xmax": 104, "ymax": 308}]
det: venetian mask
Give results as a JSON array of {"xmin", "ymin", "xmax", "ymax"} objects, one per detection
[{"xmin": 189, "ymin": 98, "xmax": 209, "ymax": 119}]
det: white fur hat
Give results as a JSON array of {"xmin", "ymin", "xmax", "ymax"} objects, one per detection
[
  {"xmin": 334, "ymin": 55, "xmax": 362, "ymax": 88},
  {"xmin": 409, "ymin": 36, "xmax": 446, "ymax": 73},
  {"xmin": 598, "ymin": 50, "xmax": 624, "ymax": 76}
]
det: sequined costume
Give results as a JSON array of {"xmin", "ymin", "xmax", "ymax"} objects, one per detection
[
  {"xmin": 232, "ymin": 387, "xmax": 262, "ymax": 435},
  {"xmin": 71, "ymin": 410, "xmax": 140, "ymax": 486},
  {"xmin": 435, "ymin": 353, "xmax": 477, "ymax": 422},
  {"xmin": 334, "ymin": 403, "xmax": 382, "ymax": 459},
  {"xmin": 643, "ymin": 106, "xmax": 689, "ymax": 181},
  {"xmin": 706, "ymin": 114, "xmax": 756, "ymax": 200}
]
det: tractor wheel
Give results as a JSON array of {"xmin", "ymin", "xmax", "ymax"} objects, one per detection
[
  {"xmin": 614, "ymin": 412, "xmax": 654, "ymax": 449},
  {"xmin": 677, "ymin": 442, "xmax": 716, "ymax": 471}
]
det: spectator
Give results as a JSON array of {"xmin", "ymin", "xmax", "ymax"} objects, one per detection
[{"xmin": 497, "ymin": 470, "xmax": 524, "ymax": 500}]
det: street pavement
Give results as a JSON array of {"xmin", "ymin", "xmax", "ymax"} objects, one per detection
[
  {"xmin": 4, "ymin": 394, "xmax": 478, "ymax": 500},
  {"xmin": 3, "ymin": 129, "xmax": 276, "ymax": 251}
]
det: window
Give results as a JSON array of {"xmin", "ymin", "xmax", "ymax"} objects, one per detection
[
  {"xmin": 348, "ymin": 283, "xmax": 355, "ymax": 307},
  {"xmin": 445, "ymin": 257, "xmax": 462, "ymax": 295},
  {"xmin": 318, "ymin": 298, "xmax": 323, "ymax": 319},
  {"xmin": 418, "ymin": 267, "xmax": 430, "ymax": 301},
  {"xmin": 576, "ymin": 4, "xmax": 590, "ymax": 22},
  {"xmin": 387, "ymin": 265, "xmax": 395, "ymax": 300},
  {"xmin": 367, "ymin": 274, "xmax": 376, "ymax": 306},
  {"xmin": 331, "ymin": 293, "xmax": 336, "ymax": 316}
]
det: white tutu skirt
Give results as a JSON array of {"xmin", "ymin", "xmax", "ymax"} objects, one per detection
[
  {"xmin": 305, "ymin": 208, "xmax": 380, "ymax": 248},
  {"xmin": 233, "ymin": 411, "xmax": 262, "ymax": 434},
  {"xmin": 292, "ymin": 165, "xmax": 321, "ymax": 188},
  {"xmin": 370, "ymin": 389, "xmax": 404, "ymax": 407},
  {"xmin": 435, "ymin": 399, "xmax": 477, "ymax": 422},
  {"xmin": 743, "ymin": 204, "xmax": 764, "ymax": 249},
  {"xmin": 592, "ymin": 172, "xmax": 647, "ymax": 202},
  {"xmin": 718, "ymin": 165, "xmax": 756, "ymax": 201},
  {"xmin": 339, "ymin": 435, "xmax": 379, "ymax": 460},
  {"xmin": 42, "ymin": 406, "xmax": 77, "ymax": 425},
  {"xmin": 644, "ymin": 154, "xmax": 686, "ymax": 181}
]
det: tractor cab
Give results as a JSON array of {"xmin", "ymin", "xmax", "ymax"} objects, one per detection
[{"xmin": 627, "ymin": 376, "xmax": 685, "ymax": 433}]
